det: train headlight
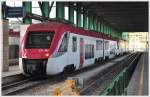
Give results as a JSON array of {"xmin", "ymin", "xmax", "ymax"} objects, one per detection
[{"xmin": 45, "ymin": 53, "xmax": 49, "ymax": 57}]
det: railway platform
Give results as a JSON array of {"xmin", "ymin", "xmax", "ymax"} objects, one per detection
[
  {"xmin": 2, "ymin": 65, "xmax": 21, "ymax": 78},
  {"xmin": 127, "ymin": 52, "xmax": 148, "ymax": 95}
]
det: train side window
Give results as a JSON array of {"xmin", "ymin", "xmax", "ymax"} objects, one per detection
[
  {"xmin": 72, "ymin": 36, "xmax": 77, "ymax": 52},
  {"xmin": 96, "ymin": 40, "xmax": 103, "ymax": 50},
  {"xmin": 105, "ymin": 41, "xmax": 109, "ymax": 50},
  {"xmin": 85, "ymin": 44, "xmax": 94, "ymax": 59},
  {"xmin": 58, "ymin": 33, "xmax": 69, "ymax": 53}
]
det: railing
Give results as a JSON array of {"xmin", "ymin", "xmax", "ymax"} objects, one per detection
[
  {"xmin": 99, "ymin": 53, "xmax": 141, "ymax": 95},
  {"xmin": 99, "ymin": 68, "xmax": 128, "ymax": 95}
]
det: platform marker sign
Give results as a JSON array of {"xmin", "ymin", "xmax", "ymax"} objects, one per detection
[{"xmin": 5, "ymin": 6, "xmax": 24, "ymax": 18}]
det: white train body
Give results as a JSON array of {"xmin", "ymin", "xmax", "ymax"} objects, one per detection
[{"xmin": 19, "ymin": 22, "xmax": 124, "ymax": 76}]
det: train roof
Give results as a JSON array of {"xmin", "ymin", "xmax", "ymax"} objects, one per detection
[{"xmin": 28, "ymin": 21, "xmax": 118, "ymax": 41}]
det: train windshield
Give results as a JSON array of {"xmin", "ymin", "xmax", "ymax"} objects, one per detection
[{"xmin": 26, "ymin": 32, "xmax": 54, "ymax": 49}]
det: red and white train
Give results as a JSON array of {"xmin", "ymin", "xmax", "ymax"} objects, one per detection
[{"xmin": 19, "ymin": 21, "xmax": 125, "ymax": 76}]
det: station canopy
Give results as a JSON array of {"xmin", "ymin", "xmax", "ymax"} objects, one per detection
[{"xmin": 66, "ymin": 2, "xmax": 148, "ymax": 32}]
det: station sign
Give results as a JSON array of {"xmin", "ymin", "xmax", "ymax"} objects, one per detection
[{"xmin": 5, "ymin": 6, "xmax": 24, "ymax": 18}]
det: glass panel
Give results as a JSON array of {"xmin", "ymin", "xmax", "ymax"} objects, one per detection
[
  {"xmin": 26, "ymin": 32, "xmax": 54, "ymax": 49},
  {"xmin": 72, "ymin": 37, "xmax": 77, "ymax": 52},
  {"xmin": 58, "ymin": 33, "xmax": 69, "ymax": 52},
  {"xmin": 85, "ymin": 44, "xmax": 94, "ymax": 59}
]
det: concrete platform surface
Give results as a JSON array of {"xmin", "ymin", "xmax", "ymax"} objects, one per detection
[
  {"xmin": 2, "ymin": 65, "xmax": 21, "ymax": 78},
  {"xmin": 127, "ymin": 52, "xmax": 149, "ymax": 95}
]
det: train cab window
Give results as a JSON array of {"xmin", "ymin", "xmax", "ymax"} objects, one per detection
[
  {"xmin": 58, "ymin": 33, "xmax": 69, "ymax": 53},
  {"xmin": 72, "ymin": 37, "xmax": 77, "ymax": 52},
  {"xmin": 26, "ymin": 32, "xmax": 54, "ymax": 48}
]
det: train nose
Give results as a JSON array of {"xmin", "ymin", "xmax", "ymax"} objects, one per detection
[
  {"xmin": 23, "ymin": 49, "xmax": 50, "ymax": 59},
  {"xmin": 22, "ymin": 59, "xmax": 48, "ymax": 76}
]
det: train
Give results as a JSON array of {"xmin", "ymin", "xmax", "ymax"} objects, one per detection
[{"xmin": 19, "ymin": 21, "xmax": 127, "ymax": 76}]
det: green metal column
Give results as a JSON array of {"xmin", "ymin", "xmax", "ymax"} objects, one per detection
[
  {"xmin": 76, "ymin": 6, "xmax": 81, "ymax": 27},
  {"xmin": 88, "ymin": 14, "xmax": 90, "ymax": 30},
  {"xmin": 107, "ymin": 24, "xmax": 109, "ymax": 35},
  {"xmin": 98, "ymin": 21, "xmax": 100, "ymax": 32},
  {"xmin": 94, "ymin": 17, "xmax": 98, "ymax": 31},
  {"xmin": 100, "ymin": 18, "xmax": 103, "ymax": 33},
  {"xmin": 103, "ymin": 22, "xmax": 106, "ymax": 34},
  {"xmin": 88, "ymin": 14, "xmax": 93, "ymax": 30},
  {"xmin": 109, "ymin": 26, "xmax": 111, "ymax": 36},
  {"xmin": 23, "ymin": 2, "xmax": 32, "ymax": 24},
  {"xmin": 100, "ymin": 19, "xmax": 103, "ymax": 33},
  {"xmin": 93, "ymin": 17, "xmax": 96, "ymax": 31},
  {"xmin": 87, "ymin": 16, "xmax": 89, "ymax": 30},
  {"xmin": 56, "ymin": 2, "xmax": 64, "ymax": 19},
  {"xmin": 113, "ymin": 30, "xmax": 115, "ymax": 38},
  {"xmin": 39, "ymin": 2, "xmax": 49, "ymax": 17},
  {"xmin": 106, "ymin": 23, "xmax": 108, "ymax": 35},
  {"xmin": 96, "ymin": 19, "xmax": 99, "ymax": 32},
  {"xmin": 83, "ymin": 14, "xmax": 87, "ymax": 29},
  {"xmin": 83, "ymin": 9, "xmax": 87, "ymax": 29},
  {"xmin": 68, "ymin": 4, "xmax": 74, "ymax": 24},
  {"xmin": 110, "ymin": 27, "xmax": 112, "ymax": 37},
  {"xmin": 105, "ymin": 22, "xmax": 108, "ymax": 35},
  {"xmin": 2, "ymin": 2, "xmax": 6, "ymax": 19}
]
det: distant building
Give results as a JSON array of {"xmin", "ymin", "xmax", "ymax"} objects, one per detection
[{"xmin": 128, "ymin": 32, "xmax": 148, "ymax": 52}]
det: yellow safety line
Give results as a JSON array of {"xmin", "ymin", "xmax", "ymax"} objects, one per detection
[{"xmin": 138, "ymin": 54, "xmax": 145, "ymax": 95}]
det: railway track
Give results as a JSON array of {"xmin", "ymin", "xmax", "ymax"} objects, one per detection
[
  {"xmin": 2, "ymin": 53, "xmax": 131, "ymax": 95},
  {"xmin": 2, "ymin": 74, "xmax": 27, "ymax": 86},
  {"xmin": 2, "ymin": 73, "xmax": 66, "ymax": 95},
  {"xmin": 2, "ymin": 76, "xmax": 42, "ymax": 95},
  {"xmin": 80, "ymin": 52, "xmax": 141, "ymax": 95}
]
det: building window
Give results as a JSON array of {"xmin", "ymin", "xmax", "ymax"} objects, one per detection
[
  {"xmin": 85, "ymin": 44, "xmax": 94, "ymax": 59},
  {"xmin": 96, "ymin": 40, "xmax": 103, "ymax": 50},
  {"xmin": 72, "ymin": 36, "xmax": 77, "ymax": 52}
]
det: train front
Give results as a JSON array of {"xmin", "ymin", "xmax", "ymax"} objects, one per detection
[{"xmin": 19, "ymin": 24, "xmax": 55, "ymax": 76}]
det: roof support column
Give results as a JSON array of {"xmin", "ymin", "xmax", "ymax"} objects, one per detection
[
  {"xmin": 2, "ymin": 2, "xmax": 6, "ymax": 19},
  {"xmin": 38, "ymin": 1, "xmax": 49, "ymax": 17},
  {"xmin": 93, "ymin": 16, "xmax": 98, "ymax": 31},
  {"xmin": 109, "ymin": 25, "xmax": 110, "ymax": 36},
  {"xmin": 56, "ymin": 2, "xmax": 64, "ymax": 19},
  {"xmin": 103, "ymin": 21, "xmax": 106, "ymax": 34},
  {"xmin": 88, "ymin": 12, "xmax": 93, "ymax": 30},
  {"xmin": 23, "ymin": 2, "xmax": 32, "ymax": 24},
  {"xmin": 93, "ymin": 17, "xmax": 96, "ymax": 30},
  {"xmin": 68, "ymin": 3, "xmax": 74, "ymax": 24},
  {"xmin": 106, "ymin": 23, "xmax": 108, "ymax": 35},
  {"xmin": 83, "ymin": 8, "xmax": 88, "ymax": 29},
  {"xmin": 76, "ymin": 4, "xmax": 81, "ymax": 27},
  {"xmin": 101, "ymin": 18, "xmax": 105, "ymax": 33},
  {"xmin": 100, "ymin": 18, "xmax": 103, "ymax": 32},
  {"xmin": 104, "ymin": 21, "xmax": 107, "ymax": 34},
  {"xmin": 97, "ymin": 20, "xmax": 100, "ymax": 32}
]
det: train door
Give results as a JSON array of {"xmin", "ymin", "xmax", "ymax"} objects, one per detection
[
  {"xmin": 103, "ymin": 39, "xmax": 105, "ymax": 60},
  {"xmin": 71, "ymin": 36, "xmax": 78, "ymax": 69},
  {"xmin": 79, "ymin": 38, "xmax": 84, "ymax": 69}
]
